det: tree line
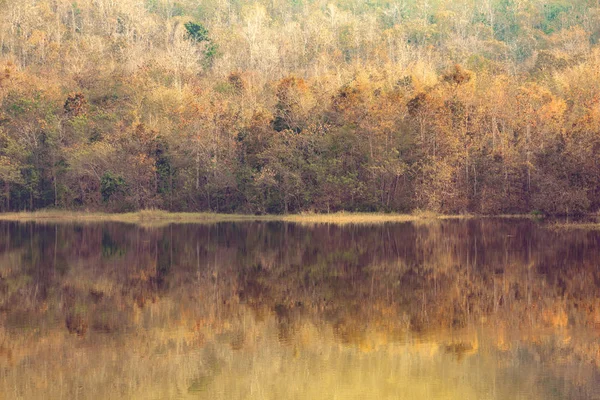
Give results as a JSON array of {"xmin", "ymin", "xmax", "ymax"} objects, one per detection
[{"xmin": 1, "ymin": 0, "xmax": 600, "ymax": 214}]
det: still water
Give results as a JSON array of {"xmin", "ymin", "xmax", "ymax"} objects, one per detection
[{"xmin": 0, "ymin": 219, "xmax": 599, "ymax": 399}]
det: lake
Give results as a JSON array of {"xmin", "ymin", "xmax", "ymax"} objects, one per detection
[{"xmin": 0, "ymin": 219, "xmax": 599, "ymax": 399}]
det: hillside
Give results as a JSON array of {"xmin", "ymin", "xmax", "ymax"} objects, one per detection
[{"xmin": 0, "ymin": 0, "xmax": 599, "ymax": 214}]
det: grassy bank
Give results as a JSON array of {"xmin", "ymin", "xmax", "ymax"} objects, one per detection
[
  {"xmin": 0, "ymin": 210, "xmax": 475, "ymax": 226},
  {"xmin": 0, "ymin": 210, "xmax": 268, "ymax": 225},
  {"xmin": 548, "ymin": 222, "xmax": 600, "ymax": 231}
]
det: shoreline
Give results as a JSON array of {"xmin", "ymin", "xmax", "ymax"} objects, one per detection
[{"xmin": 0, "ymin": 210, "xmax": 547, "ymax": 226}]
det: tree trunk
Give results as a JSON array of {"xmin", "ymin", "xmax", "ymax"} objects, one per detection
[
  {"xmin": 54, "ymin": 171, "xmax": 58, "ymax": 207},
  {"xmin": 195, "ymin": 138, "xmax": 200, "ymax": 190},
  {"xmin": 526, "ymin": 124, "xmax": 531, "ymax": 193}
]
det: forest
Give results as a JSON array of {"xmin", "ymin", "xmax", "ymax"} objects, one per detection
[{"xmin": 1, "ymin": 0, "xmax": 600, "ymax": 214}]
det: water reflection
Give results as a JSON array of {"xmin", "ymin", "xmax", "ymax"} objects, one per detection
[{"xmin": 0, "ymin": 219, "xmax": 599, "ymax": 399}]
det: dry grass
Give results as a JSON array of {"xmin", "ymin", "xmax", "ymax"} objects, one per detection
[
  {"xmin": 489, "ymin": 214, "xmax": 541, "ymax": 219},
  {"xmin": 0, "ymin": 210, "xmax": 474, "ymax": 226},
  {"xmin": 0, "ymin": 210, "xmax": 269, "ymax": 225},
  {"xmin": 282, "ymin": 211, "xmax": 474, "ymax": 225},
  {"xmin": 547, "ymin": 222, "xmax": 600, "ymax": 231},
  {"xmin": 281, "ymin": 212, "xmax": 419, "ymax": 225}
]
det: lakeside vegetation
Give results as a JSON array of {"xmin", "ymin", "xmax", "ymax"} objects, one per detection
[
  {"xmin": 0, "ymin": 209, "xmax": 466, "ymax": 225},
  {"xmin": 2, "ymin": 0, "xmax": 600, "ymax": 215},
  {"xmin": 548, "ymin": 220, "xmax": 600, "ymax": 230},
  {"xmin": 0, "ymin": 209, "xmax": 268, "ymax": 224}
]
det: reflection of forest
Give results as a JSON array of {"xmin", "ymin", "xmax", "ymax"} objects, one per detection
[{"xmin": 0, "ymin": 220, "xmax": 599, "ymax": 399}]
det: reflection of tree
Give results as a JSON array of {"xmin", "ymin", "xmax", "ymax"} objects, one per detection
[
  {"xmin": 0, "ymin": 220, "xmax": 600, "ymax": 398},
  {"xmin": 1, "ymin": 220, "xmax": 600, "ymax": 336}
]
